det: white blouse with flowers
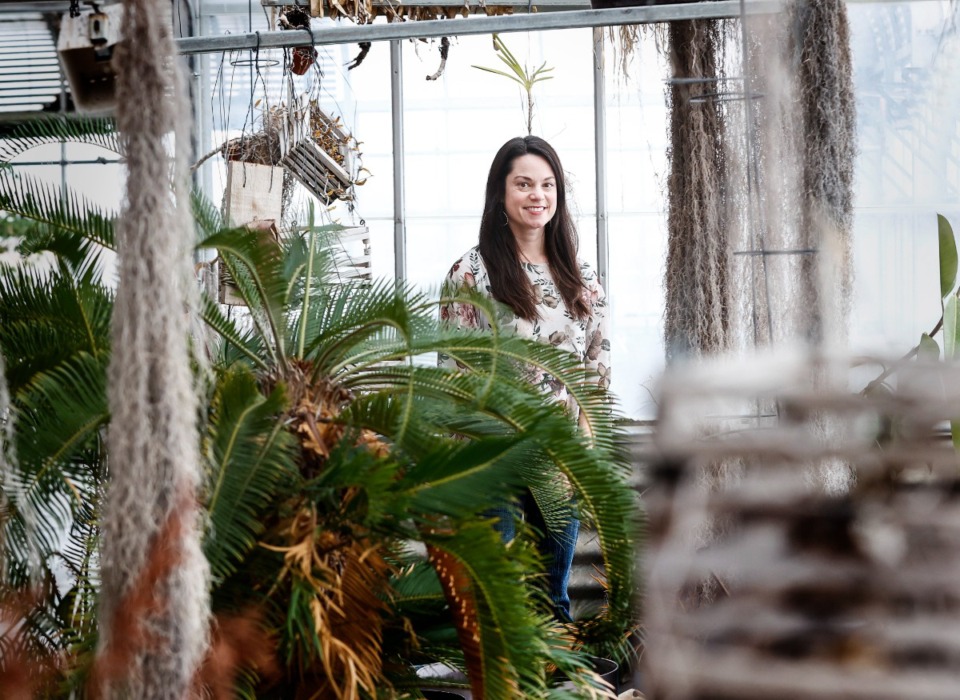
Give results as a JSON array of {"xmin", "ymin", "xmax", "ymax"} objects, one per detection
[{"xmin": 439, "ymin": 246, "xmax": 611, "ymax": 416}]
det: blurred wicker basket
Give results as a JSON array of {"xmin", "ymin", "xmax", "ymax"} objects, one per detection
[{"xmin": 645, "ymin": 351, "xmax": 960, "ymax": 700}]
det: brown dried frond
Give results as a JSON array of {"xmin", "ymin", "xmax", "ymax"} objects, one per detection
[
  {"xmin": 87, "ymin": 490, "xmax": 195, "ymax": 699},
  {"xmin": 197, "ymin": 607, "xmax": 281, "ymax": 700},
  {"xmin": 265, "ymin": 506, "xmax": 392, "ymax": 700},
  {"xmin": 425, "ymin": 543, "xmax": 484, "ymax": 699},
  {"xmin": 0, "ymin": 588, "xmax": 60, "ymax": 700}
]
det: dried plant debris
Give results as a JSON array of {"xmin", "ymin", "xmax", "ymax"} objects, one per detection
[{"xmin": 307, "ymin": 0, "xmax": 514, "ymax": 23}]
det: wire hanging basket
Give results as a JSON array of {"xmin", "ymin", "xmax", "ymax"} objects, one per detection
[{"xmin": 280, "ymin": 101, "xmax": 355, "ymax": 205}]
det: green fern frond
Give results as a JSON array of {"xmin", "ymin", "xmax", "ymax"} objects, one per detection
[
  {"xmin": 204, "ymin": 365, "xmax": 297, "ymax": 581},
  {"xmin": 0, "ymin": 169, "xmax": 115, "ymax": 250},
  {"xmin": 0, "ymin": 115, "xmax": 120, "ymax": 164}
]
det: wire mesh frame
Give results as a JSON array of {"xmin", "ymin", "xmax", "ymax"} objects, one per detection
[{"xmin": 279, "ymin": 102, "xmax": 355, "ymax": 205}]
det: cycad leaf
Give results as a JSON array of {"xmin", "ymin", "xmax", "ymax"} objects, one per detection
[
  {"xmin": 0, "ymin": 115, "xmax": 120, "ymax": 163},
  {"xmin": 204, "ymin": 365, "xmax": 296, "ymax": 581},
  {"xmin": 200, "ymin": 227, "xmax": 290, "ymax": 367},
  {"xmin": 4, "ymin": 351, "xmax": 108, "ymax": 573},
  {"xmin": 0, "ymin": 265, "xmax": 113, "ymax": 393},
  {"xmin": 422, "ymin": 522, "xmax": 548, "ymax": 697},
  {"xmin": 0, "ymin": 169, "xmax": 116, "ymax": 251},
  {"xmin": 199, "ymin": 293, "xmax": 267, "ymax": 371}
]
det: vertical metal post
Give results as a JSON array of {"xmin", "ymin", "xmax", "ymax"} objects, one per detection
[
  {"xmin": 390, "ymin": 39, "xmax": 407, "ymax": 281},
  {"xmin": 592, "ymin": 27, "xmax": 609, "ymax": 288}
]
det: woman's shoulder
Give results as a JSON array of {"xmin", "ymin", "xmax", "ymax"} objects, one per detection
[
  {"xmin": 446, "ymin": 246, "xmax": 487, "ymax": 285},
  {"xmin": 577, "ymin": 257, "xmax": 603, "ymax": 287}
]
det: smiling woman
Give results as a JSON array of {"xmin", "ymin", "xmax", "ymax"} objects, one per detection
[{"xmin": 439, "ymin": 135, "xmax": 611, "ymax": 622}]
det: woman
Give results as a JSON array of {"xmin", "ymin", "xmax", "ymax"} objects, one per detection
[{"xmin": 439, "ymin": 135, "xmax": 610, "ymax": 621}]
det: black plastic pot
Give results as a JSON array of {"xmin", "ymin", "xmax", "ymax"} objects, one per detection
[
  {"xmin": 553, "ymin": 655, "xmax": 620, "ymax": 694},
  {"xmin": 420, "ymin": 690, "xmax": 468, "ymax": 699},
  {"xmin": 592, "ymin": 656, "xmax": 620, "ymax": 694}
]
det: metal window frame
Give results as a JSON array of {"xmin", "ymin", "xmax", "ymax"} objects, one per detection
[{"xmin": 180, "ymin": 1, "xmax": 781, "ymax": 284}]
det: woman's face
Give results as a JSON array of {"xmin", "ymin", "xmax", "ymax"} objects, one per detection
[{"xmin": 503, "ymin": 154, "xmax": 557, "ymax": 237}]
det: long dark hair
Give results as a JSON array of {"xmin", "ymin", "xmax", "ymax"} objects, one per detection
[{"xmin": 477, "ymin": 136, "xmax": 590, "ymax": 322}]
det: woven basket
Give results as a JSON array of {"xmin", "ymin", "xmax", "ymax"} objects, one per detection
[
  {"xmin": 280, "ymin": 103, "xmax": 353, "ymax": 205},
  {"xmin": 645, "ymin": 351, "xmax": 960, "ymax": 700}
]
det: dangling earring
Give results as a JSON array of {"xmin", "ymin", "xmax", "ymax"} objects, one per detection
[{"xmin": 502, "ymin": 208, "xmax": 510, "ymax": 227}]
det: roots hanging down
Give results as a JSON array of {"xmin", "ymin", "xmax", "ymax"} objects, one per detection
[
  {"xmin": 794, "ymin": 0, "xmax": 856, "ymax": 343},
  {"xmin": 426, "ymin": 37, "xmax": 451, "ymax": 81},
  {"xmin": 664, "ymin": 19, "xmax": 731, "ymax": 362},
  {"xmin": 346, "ymin": 41, "xmax": 371, "ymax": 70}
]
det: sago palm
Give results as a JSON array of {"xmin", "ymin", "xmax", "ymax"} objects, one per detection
[{"xmin": 0, "ymin": 117, "xmax": 638, "ymax": 698}]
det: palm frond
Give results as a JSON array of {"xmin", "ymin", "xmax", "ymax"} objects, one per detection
[
  {"xmin": 422, "ymin": 522, "xmax": 550, "ymax": 697},
  {"xmin": 191, "ymin": 189, "xmax": 225, "ymax": 244},
  {"xmin": 0, "ymin": 115, "xmax": 120, "ymax": 164},
  {"xmin": 204, "ymin": 365, "xmax": 297, "ymax": 582},
  {"xmin": 0, "ymin": 169, "xmax": 116, "ymax": 251},
  {"xmin": 0, "ymin": 265, "xmax": 113, "ymax": 394},
  {"xmin": 199, "ymin": 294, "xmax": 268, "ymax": 371},
  {"xmin": 3, "ymin": 351, "xmax": 108, "ymax": 570},
  {"xmin": 199, "ymin": 227, "xmax": 290, "ymax": 369},
  {"xmin": 402, "ymin": 436, "xmax": 534, "ymax": 517}
]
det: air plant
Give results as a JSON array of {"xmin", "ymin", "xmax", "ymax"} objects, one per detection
[{"xmin": 473, "ymin": 34, "xmax": 554, "ymax": 135}]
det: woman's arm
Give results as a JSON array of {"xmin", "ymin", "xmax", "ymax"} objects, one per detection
[
  {"xmin": 582, "ymin": 267, "xmax": 611, "ymax": 391},
  {"xmin": 438, "ymin": 255, "xmax": 484, "ymax": 371}
]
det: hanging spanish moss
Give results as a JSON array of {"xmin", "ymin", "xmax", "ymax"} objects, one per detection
[
  {"xmin": 664, "ymin": 19, "xmax": 731, "ymax": 362},
  {"xmin": 94, "ymin": 0, "xmax": 209, "ymax": 696},
  {"xmin": 724, "ymin": 0, "xmax": 856, "ymax": 494},
  {"xmin": 730, "ymin": 0, "xmax": 855, "ymax": 353},
  {"xmin": 795, "ymin": 0, "xmax": 856, "ymax": 344}
]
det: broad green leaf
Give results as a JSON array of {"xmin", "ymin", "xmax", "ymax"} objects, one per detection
[
  {"xmin": 919, "ymin": 333, "xmax": 940, "ymax": 361},
  {"xmin": 940, "ymin": 213, "xmax": 958, "ymax": 299},
  {"xmin": 945, "ymin": 296, "xmax": 960, "ymax": 359}
]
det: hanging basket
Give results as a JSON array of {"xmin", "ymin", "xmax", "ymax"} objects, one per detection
[{"xmin": 280, "ymin": 103, "xmax": 354, "ymax": 205}]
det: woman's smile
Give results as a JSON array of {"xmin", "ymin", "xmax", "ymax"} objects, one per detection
[{"xmin": 504, "ymin": 154, "xmax": 557, "ymax": 236}]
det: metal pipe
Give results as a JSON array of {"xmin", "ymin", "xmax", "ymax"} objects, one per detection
[
  {"xmin": 592, "ymin": 25, "xmax": 608, "ymax": 289},
  {"xmin": 391, "ymin": 39, "xmax": 406, "ymax": 281},
  {"xmin": 176, "ymin": 1, "xmax": 782, "ymax": 55}
]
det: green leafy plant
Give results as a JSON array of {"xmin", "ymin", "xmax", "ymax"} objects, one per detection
[
  {"xmin": 864, "ymin": 214, "xmax": 960, "ymax": 446},
  {"xmin": 0, "ymin": 118, "xmax": 637, "ymax": 698},
  {"xmin": 473, "ymin": 34, "xmax": 554, "ymax": 135}
]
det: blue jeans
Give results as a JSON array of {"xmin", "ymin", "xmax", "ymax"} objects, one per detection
[{"xmin": 490, "ymin": 490, "xmax": 580, "ymax": 622}]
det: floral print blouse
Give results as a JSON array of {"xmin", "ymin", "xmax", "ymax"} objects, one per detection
[{"xmin": 439, "ymin": 246, "xmax": 611, "ymax": 416}]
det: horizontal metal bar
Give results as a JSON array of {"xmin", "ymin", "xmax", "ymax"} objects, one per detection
[
  {"xmin": 732, "ymin": 248, "xmax": 818, "ymax": 256},
  {"xmin": 6, "ymin": 158, "xmax": 122, "ymax": 166},
  {"xmin": 261, "ymin": 0, "xmax": 591, "ymax": 6},
  {"xmin": 176, "ymin": 0, "xmax": 783, "ymax": 55}
]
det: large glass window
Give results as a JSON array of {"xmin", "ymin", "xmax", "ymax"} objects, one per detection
[{"xmin": 9, "ymin": 1, "xmax": 955, "ymax": 422}]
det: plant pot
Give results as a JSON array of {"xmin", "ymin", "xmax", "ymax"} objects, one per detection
[
  {"xmin": 291, "ymin": 46, "xmax": 317, "ymax": 75},
  {"xmin": 553, "ymin": 655, "xmax": 620, "ymax": 694}
]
